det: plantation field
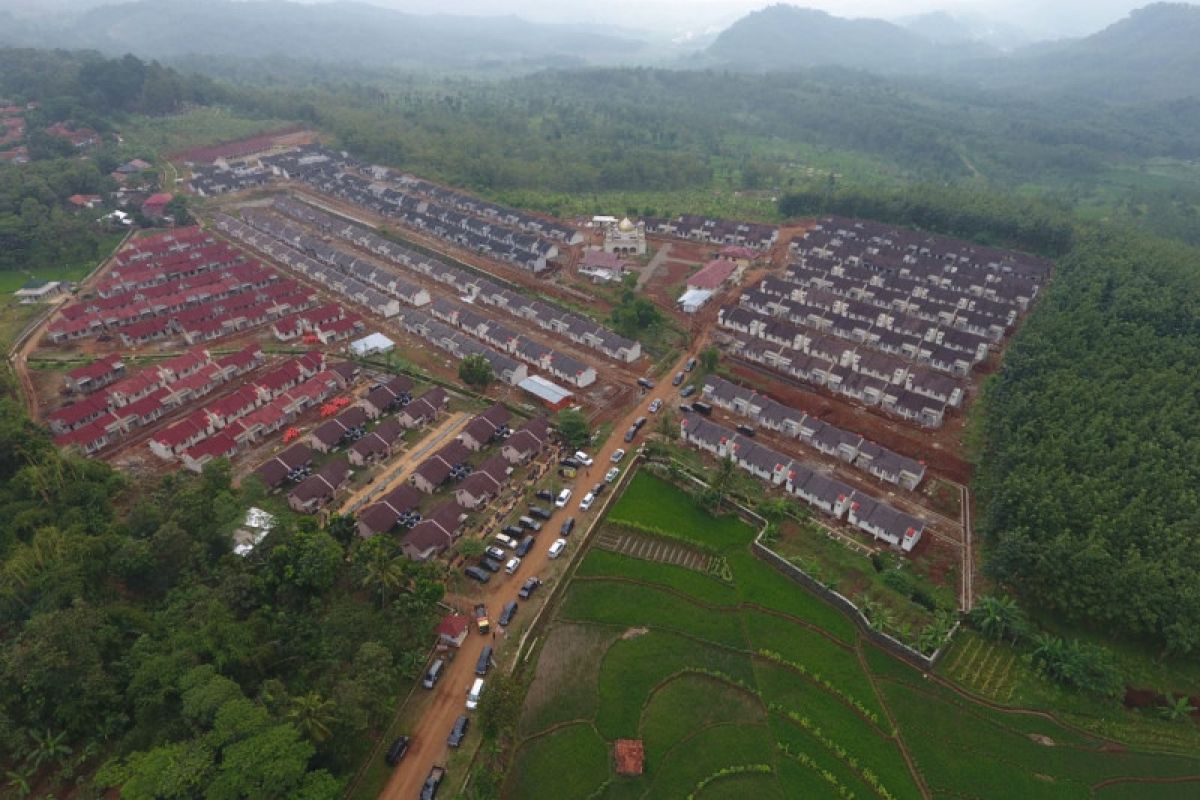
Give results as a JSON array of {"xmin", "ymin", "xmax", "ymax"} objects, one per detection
[{"xmin": 505, "ymin": 469, "xmax": 1200, "ymax": 799}]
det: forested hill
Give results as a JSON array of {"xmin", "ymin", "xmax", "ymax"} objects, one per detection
[
  {"xmin": 958, "ymin": 2, "xmax": 1200, "ymax": 103},
  {"xmin": 0, "ymin": 0, "xmax": 649, "ymax": 70},
  {"xmin": 702, "ymin": 4, "xmax": 991, "ymax": 72}
]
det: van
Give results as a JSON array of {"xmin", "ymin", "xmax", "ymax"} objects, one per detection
[
  {"xmin": 518, "ymin": 515, "xmax": 542, "ymax": 532},
  {"xmin": 423, "ymin": 658, "xmax": 445, "ymax": 689},
  {"xmin": 466, "ymin": 678, "xmax": 484, "ymax": 710},
  {"xmin": 494, "ymin": 533, "xmax": 518, "ymax": 550},
  {"xmin": 548, "ymin": 538, "xmax": 567, "ymax": 559},
  {"xmin": 475, "ymin": 645, "xmax": 493, "ymax": 676}
]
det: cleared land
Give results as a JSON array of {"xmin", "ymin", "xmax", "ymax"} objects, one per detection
[{"xmin": 506, "ymin": 470, "xmax": 1200, "ymax": 799}]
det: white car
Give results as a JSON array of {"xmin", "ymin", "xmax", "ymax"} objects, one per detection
[
  {"xmin": 555, "ymin": 488, "xmax": 572, "ymax": 508},
  {"xmin": 605, "ymin": 467, "xmax": 620, "ymax": 483},
  {"xmin": 579, "ymin": 492, "xmax": 596, "ymax": 511},
  {"xmin": 648, "ymin": 398, "xmax": 663, "ymax": 413},
  {"xmin": 505, "ymin": 557, "xmax": 522, "ymax": 575},
  {"xmin": 611, "ymin": 448, "xmax": 625, "ymax": 463},
  {"xmin": 574, "ymin": 450, "xmax": 594, "ymax": 467},
  {"xmin": 548, "ymin": 538, "xmax": 567, "ymax": 559}
]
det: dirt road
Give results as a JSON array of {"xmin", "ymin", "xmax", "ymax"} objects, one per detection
[
  {"xmin": 378, "ymin": 346, "xmax": 701, "ymax": 800},
  {"xmin": 338, "ymin": 412, "xmax": 469, "ymax": 515}
]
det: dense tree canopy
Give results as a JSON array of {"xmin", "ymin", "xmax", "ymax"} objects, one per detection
[{"xmin": 975, "ymin": 227, "xmax": 1200, "ymax": 655}]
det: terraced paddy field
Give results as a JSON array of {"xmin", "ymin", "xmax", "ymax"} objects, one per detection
[{"xmin": 505, "ymin": 470, "xmax": 1200, "ymax": 799}]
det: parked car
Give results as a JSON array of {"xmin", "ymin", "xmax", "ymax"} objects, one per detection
[
  {"xmin": 466, "ymin": 678, "xmax": 484, "ymax": 710},
  {"xmin": 385, "ymin": 735, "xmax": 410, "ymax": 766},
  {"xmin": 611, "ymin": 448, "xmax": 626, "ymax": 463},
  {"xmin": 579, "ymin": 492, "xmax": 596, "ymax": 511},
  {"xmin": 518, "ymin": 576, "xmax": 542, "ymax": 599},
  {"xmin": 672, "ymin": 371, "xmax": 685, "ymax": 386},
  {"xmin": 685, "ymin": 357, "xmax": 697, "ymax": 371},
  {"xmin": 423, "ymin": 658, "xmax": 445, "ymax": 689},
  {"xmin": 555, "ymin": 488, "xmax": 572, "ymax": 508},
  {"xmin": 421, "ymin": 766, "xmax": 445, "ymax": 800},
  {"xmin": 648, "ymin": 398, "xmax": 663, "ymax": 413},
  {"xmin": 623, "ymin": 426, "xmax": 638, "ymax": 443},
  {"xmin": 574, "ymin": 450, "xmax": 594, "ymax": 466},
  {"xmin": 494, "ymin": 533, "xmax": 518, "ymax": 550},
  {"xmin": 535, "ymin": 489, "xmax": 555, "ymax": 502},
  {"xmin": 485, "ymin": 545, "xmax": 506, "ymax": 562},
  {"xmin": 464, "ymin": 566, "xmax": 491, "ymax": 584},
  {"xmin": 548, "ymin": 538, "xmax": 567, "ymax": 559},
  {"xmin": 633, "ymin": 416, "xmax": 648, "ymax": 430},
  {"xmin": 498, "ymin": 601, "xmax": 518, "ymax": 627},
  {"xmin": 559, "ymin": 457, "xmax": 580, "ymax": 469},
  {"xmin": 475, "ymin": 645, "xmax": 493, "ymax": 676},
  {"xmin": 447, "ymin": 716, "xmax": 470, "ymax": 748},
  {"xmin": 529, "ymin": 505, "xmax": 553, "ymax": 520},
  {"xmin": 479, "ymin": 557, "xmax": 502, "ymax": 573},
  {"xmin": 680, "ymin": 384, "xmax": 697, "ymax": 398},
  {"xmin": 637, "ymin": 377, "xmax": 655, "ymax": 389},
  {"xmin": 503, "ymin": 524, "xmax": 525, "ymax": 538},
  {"xmin": 736, "ymin": 424, "xmax": 757, "ymax": 437},
  {"xmin": 692, "ymin": 401, "xmax": 712, "ymax": 416},
  {"xmin": 605, "ymin": 467, "xmax": 620, "ymax": 483},
  {"xmin": 561, "ymin": 516, "xmax": 576, "ymax": 536},
  {"xmin": 505, "ymin": 556, "xmax": 522, "ymax": 575},
  {"xmin": 518, "ymin": 515, "xmax": 542, "ymax": 531},
  {"xmin": 516, "ymin": 535, "xmax": 535, "ymax": 557},
  {"xmin": 592, "ymin": 483, "xmax": 606, "ymax": 497}
]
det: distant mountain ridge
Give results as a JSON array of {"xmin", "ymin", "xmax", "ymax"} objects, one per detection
[
  {"xmin": 702, "ymin": 2, "xmax": 1200, "ymax": 104},
  {"xmin": 0, "ymin": 0, "xmax": 650, "ymax": 70},
  {"xmin": 701, "ymin": 4, "xmax": 994, "ymax": 73}
]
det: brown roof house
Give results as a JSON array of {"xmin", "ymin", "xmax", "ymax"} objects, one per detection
[
  {"xmin": 287, "ymin": 458, "xmax": 350, "ymax": 513},
  {"xmin": 401, "ymin": 501, "xmax": 464, "ymax": 561},
  {"xmin": 459, "ymin": 403, "xmax": 512, "ymax": 451}
]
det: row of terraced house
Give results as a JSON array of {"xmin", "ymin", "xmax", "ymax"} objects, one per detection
[{"xmin": 680, "ymin": 415, "xmax": 927, "ymax": 553}]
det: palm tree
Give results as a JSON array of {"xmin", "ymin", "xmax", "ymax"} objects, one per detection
[
  {"xmin": 711, "ymin": 456, "xmax": 737, "ymax": 511},
  {"xmin": 288, "ymin": 692, "xmax": 337, "ymax": 744},
  {"xmin": 361, "ymin": 554, "xmax": 406, "ymax": 608},
  {"xmin": 972, "ymin": 594, "xmax": 1023, "ymax": 641},
  {"xmin": 5, "ymin": 767, "xmax": 32, "ymax": 799},
  {"xmin": 1159, "ymin": 694, "xmax": 1198, "ymax": 722},
  {"xmin": 22, "ymin": 729, "xmax": 72, "ymax": 771}
]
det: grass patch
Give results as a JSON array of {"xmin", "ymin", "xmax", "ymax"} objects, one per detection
[
  {"xmin": 607, "ymin": 471, "xmax": 755, "ymax": 552},
  {"xmin": 643, "ymin": 723, "xmax": 778, "ymax": 799},
  {"xmin": 595, "ymin": 630, "xmax": 756, "ymax": 739},
  {"xmin": 695, "ymin": 771, "xmax": 786, "ymax": 800},
  {"xmin": 120, "ymin": 108, "xmax": 297, "ymax": 158},
  {"xmin": 558, "ymin": 579, "xmax": 747, "ymax": 650},
  {"xmin": 725, "ymin": 549, "xmax": 858, "ymax": 644},
  {"xmin": 506, "ymin": 722, "xmax": 610, "ymax": 800},
  {"xmin": 576, "ymin": 547, "xmax": 739, "ymax": 607},
  {"xmin": 519, "ymin": 622, "xmax": 619, "ymax": 737},
  {"xmin": 640, "ymin": 673, "xmax": 765, "ymax": 764}
]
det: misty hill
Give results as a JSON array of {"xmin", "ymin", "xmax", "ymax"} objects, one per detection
[
  {"xmin": 0, "ymin": 0, "xmax": 649, "ymax": 70},
  {"xmin": 960, "ymin": 3, "xmax": 1200, "ymax": 103},
  {"xmin": 702, "ymin": 4, "xmax": 992, "ymax": 72}
]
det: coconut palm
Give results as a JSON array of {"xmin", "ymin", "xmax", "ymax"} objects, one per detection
[
  {"xmin": 288, "ymin": 692, "xmax": 337, "ymax": 743},
  {"xmin": 22, "ymin": 729, "xmax": 72, "ymax": 771},
  {"xmin": 361, "ymin": 553, "xmax": 406, "ymax": 608}
]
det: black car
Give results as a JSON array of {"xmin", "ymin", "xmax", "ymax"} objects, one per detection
[
  {"xmin": 680, "ymin": 384, "xmax": 697, "ymax": 398},
  {"xmin": 592, "ymin": 483, "xmax": 606, "ymax": 497},
  {"xmin": 736, "ymin": 424, "xmax": 757, "ymax": 437},
  {"xmin": 479, "ymin": 556, "xmax": 503, "ymax": 573},
  {"xmin": 476, "ymin": 645, "xmax": 493, "ymax": 676},
  {"xmin": 447, "ymin": 715, "xmax": 470, "ymax": 748},
  {"xmin": 464, "ymin": 566, "xmax": 491, "ymax": 583},
  {"xmin": 385, "ymin": 735, "xmax": 410, "ymax": 766},
  {"xmin": 421, "ymin": 766, "xmax": 445, "ymax": 800},
  {"xmin": 498, "ymin": 601, "xmax": 518, "ymax": 627},
  {"xmin": 518, "ymin": 577, "xmax": 542, "ymax": 599},
  {"xmin": 633, "ymin": 416, "xmax": 648, "ymax": 430},
  {"xmin": 623, "ymin": 426, "xmax": 638, "ymax": 443},
  {"xmin": 560, "ymin": 517, "xmax": 576, "ymax": 536},
  {"xmin": 516, "ymin": 535, "xmax": 535, "ymax": 556},
  {"xmin": 529, "ymin": 505, "xmax": 552, "ymax": 520},
  {"xmin": 535, "ymin": 489, "xmax": 555, "ymax": 502},
  {"xmin": 692, "ymin": 401, "xmax": 713, "ymax": 416},
  {"xmin": 559, "ymin": 457, "xmax": 581, "ymax": 469},
  {"xmin": 503, "ymin": 524, "xmax": 525, "ymax": 538}
]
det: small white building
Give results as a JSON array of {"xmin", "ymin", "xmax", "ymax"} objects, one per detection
[
  {"xmin": 348, "ymin": 332, "xmax": 395, "ymax": 357},
  {"xmin": 677, "ymin": 287, "xmax": 714, "ymax": 314},
  {"xmin": 232, "ymin": 507, "xmax": 276, "ymax": 556},
  {"xmin": 14, "ymin": 280, "xmax": 65, "ymax": 304}
]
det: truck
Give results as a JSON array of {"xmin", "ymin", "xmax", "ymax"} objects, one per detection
[{"xmin": 473, "ymin": 604, "xmax": 490, "ymax": 635}]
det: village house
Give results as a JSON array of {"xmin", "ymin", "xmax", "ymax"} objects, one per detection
[
  {"xmin": 501, "ymin": 416, "xmax": 550, "ymax": 464},
  {"xmin": 288, "ymin": 458, "xmax": 351, "ymax": 513},
  {"xmin": 355, "ymin": 484, "xmax": 422, "ymax": 539},
  {"xmin": 348, "ymin": 419, "xmax": 404, "ymax": 466},
  {"xmin": 454, "ymin": 454, "xmax": 510, "ymax": 509},
  {"xmin": 401, "ymin": 501, "xmax": 465, "ymax": 561},
  {"xmin": 459, "ymin": 404, "xmax": 512, "ymax": 451},
  {"xmin": 64, "ymin": 354, "xmax": 125, "ymax": 395},
  {"xmin": 253, "ymin": 443, "xmax": 315, "ymax": 490}
]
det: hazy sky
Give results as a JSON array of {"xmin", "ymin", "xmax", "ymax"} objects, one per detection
[{"xmin": 368, "ymin": 0, "xmax": 1155, "ymax": 38}]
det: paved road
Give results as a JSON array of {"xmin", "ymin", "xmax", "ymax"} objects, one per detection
[{"xmin": 378, "ymin": 345, "xmax": 702, "ymax": 800}]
